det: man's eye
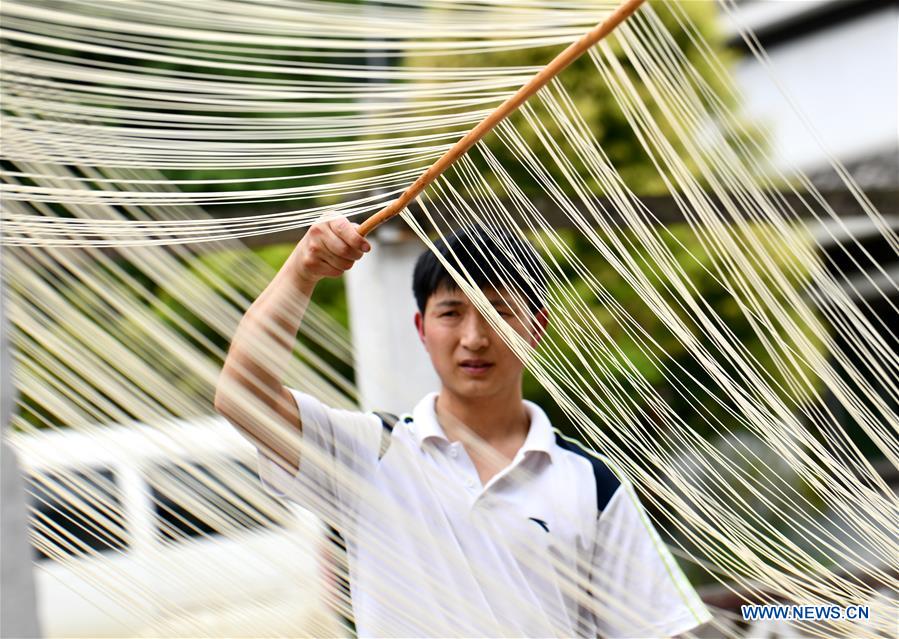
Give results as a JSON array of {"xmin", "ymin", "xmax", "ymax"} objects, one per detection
[{"xmin": 439, "ymin": 311, "xmax": 458, "ymax": 317}]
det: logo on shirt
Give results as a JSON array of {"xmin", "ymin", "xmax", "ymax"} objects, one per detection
[{"xmin": 528, "ymin": 517, "xmax": 550, "ymax": 533}]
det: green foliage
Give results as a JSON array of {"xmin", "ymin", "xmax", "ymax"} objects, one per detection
[
  {"xmin": 150, "ymin": 244, "xmax": 352, "ymax": 397},
  {"xmin": 523, "ymin": 223, "xmax": 825, "ymax": 441},
  {"xmin": 13, "ymin": 243, "xmax": 351, "ymax": 432},
  {"xmin": 519, "ymin": 222, "xmax": 829, "ymax": 584},
  {"xmin": 397, "ymin": 1, "xmax": 761, "ymax": 198}
]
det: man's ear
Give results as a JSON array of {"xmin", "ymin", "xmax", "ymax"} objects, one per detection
[
  {"xmin": 530, "ymin": 308, "xmax": 549, "ymax": 346},
  {"xmin": 414, "ymin": 311, "xmax": 427, "ymax": 345}
]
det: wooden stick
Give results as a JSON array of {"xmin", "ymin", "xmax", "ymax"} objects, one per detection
[{"xmin": 358, "ymin": 0, "xmax": 646, "ymax": 237}]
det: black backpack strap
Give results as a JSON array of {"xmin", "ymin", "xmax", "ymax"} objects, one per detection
[{"xmin": 373, "ymin": 411, "xmax": 398, "ymax": 460}]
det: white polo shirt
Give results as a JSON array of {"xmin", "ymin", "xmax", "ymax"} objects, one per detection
[{"xmin": 257, "ymin": 390, "xmax": 710, "ymax": 638}]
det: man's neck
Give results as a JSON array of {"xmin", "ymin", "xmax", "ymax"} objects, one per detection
[
  {"xmin": 435, "ymin": 388, "xmax": 531, "ymax": 485},
  {"xmin": 435, "ymin": 387, "xmax": 529, "ymax": 446}
]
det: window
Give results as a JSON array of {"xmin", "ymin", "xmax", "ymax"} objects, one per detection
[
  {"xmin": 148, "ymin": 458, "xmax": 290, "ymax": 544},
  {"xmin": 27, "ymin": 467, "xmax": 128, "ymax": 562}
]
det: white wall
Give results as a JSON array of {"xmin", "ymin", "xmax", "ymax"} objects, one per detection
[
  {"xmin": 345, "ymin": 232, "xmax": 440, "ymax": 415},
  {"xmin": 727, "ymin": 4, "xmax": 897, "ymax": 174}
]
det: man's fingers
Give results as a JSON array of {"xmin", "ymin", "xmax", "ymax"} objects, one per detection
[
  {"xmin": 321, "ymin": 228, "xmax": 363, "ymax": 262},
  {"xmin": 318, "ymin": 249, "xmax": 355, "ymax": 273},
  {"xmin": 325, "ymin": 218, "xmax": 367, "ymax": 260},
  {"xmin": 332, "ymin": 217, "xmax": 372, "ymax": 254}
]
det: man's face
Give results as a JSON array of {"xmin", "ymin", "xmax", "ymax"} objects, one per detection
[{"xmin": 414, "ymin": 285, "xmax": 546, "ymax": 401}]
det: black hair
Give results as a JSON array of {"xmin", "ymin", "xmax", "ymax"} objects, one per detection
[{"xmin": 412, "ymin": 225, "xmax": 547, "ymax": 315}]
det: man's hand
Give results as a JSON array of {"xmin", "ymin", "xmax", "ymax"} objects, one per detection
[{"xmin": 291, "ymin": 216, "xmax": 372, "ymax": 286}]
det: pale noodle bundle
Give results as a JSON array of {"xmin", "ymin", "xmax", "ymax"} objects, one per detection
[{"xmin": 2, "ymin": 1, "xmax": 896, "ymax": 637}]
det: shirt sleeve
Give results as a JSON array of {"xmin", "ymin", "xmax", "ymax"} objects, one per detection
[
  {"xmin": 255, "ymin": 388, "xmax": 383, "ymax": 523},
  {"xmin": 590, "ymin": 482, "xmax": 711, "ymax": 638}
]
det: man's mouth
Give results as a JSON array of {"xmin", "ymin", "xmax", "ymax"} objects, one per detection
[{"xmin": 459, "ymin": 360, "xmax": 493, "ymax": 375}]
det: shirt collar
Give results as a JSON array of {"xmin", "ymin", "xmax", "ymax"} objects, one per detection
[
  {"xmin": 411, "ymin": 393, "xmax": 556, "ymax": 461},
  {"xmin": 411, "ymin": 392, "xmax": 446, "ymax": 444}
]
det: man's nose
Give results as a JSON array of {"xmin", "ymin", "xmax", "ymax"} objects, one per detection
[{"xmin": 460, "ymin": 313, "xmax": 490, "ymax": 350}]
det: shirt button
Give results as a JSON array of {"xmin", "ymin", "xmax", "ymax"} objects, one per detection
[
  {"xmin": 449, "ymin": 447, "xmax": 458, "ymax": 459},
  {"xmin": 466, "ymin": 479, "xmax": 476, "ymax": 490}
]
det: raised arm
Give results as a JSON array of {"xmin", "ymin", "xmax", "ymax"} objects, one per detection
[{"xmin": 214, "ymin": 216, "xmax": 371, "ymax": 474}]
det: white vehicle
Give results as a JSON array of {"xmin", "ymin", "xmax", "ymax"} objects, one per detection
[{"xmin": 9, "ymin": 417, "xmax": 341, "ymax": 638}]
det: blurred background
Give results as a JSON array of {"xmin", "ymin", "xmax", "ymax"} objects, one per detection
[{"xmin": 2, "ymin": 0, "xmax": 896, "ymax": 637}]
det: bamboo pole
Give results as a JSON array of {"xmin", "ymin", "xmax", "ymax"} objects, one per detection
[{"xmin": 358, "ymin": 0, "xmax": 646, "ymax": 236}]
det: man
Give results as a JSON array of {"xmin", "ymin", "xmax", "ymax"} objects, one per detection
[{"xmin": 215, "ymin": 217, "xmax": 711, "ymax": 637}]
